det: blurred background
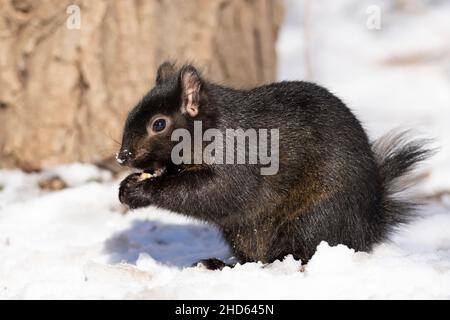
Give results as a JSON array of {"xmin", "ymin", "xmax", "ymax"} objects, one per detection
[
  {"xmin": 1, "ymin": 0, "xmax": 450, "ymax": 299},
  {"xmin": 278, "ymin": 0, "xmax": 450, "ymax": 194}
]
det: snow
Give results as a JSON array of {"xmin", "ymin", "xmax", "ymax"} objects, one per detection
[
  {"xmin": 1, "ymin": 0, "xmax": 450, "ymax": 299},
  {"xmin": 1, "ymin": 169, "xmax": 449, "ymax": 299}
]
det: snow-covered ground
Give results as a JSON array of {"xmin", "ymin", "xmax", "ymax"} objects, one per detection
[
  {"xmin": 1, "ymin": 164, "xmax": 450, "ymax": 299},
  {"xmin": 1, "ymin": 0, "xmax": 450, "ymax": 299}
]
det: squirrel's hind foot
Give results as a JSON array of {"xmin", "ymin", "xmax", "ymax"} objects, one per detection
[{"xmin": 192, "ymin": 258, "xmax": 234, "ymax": 270}]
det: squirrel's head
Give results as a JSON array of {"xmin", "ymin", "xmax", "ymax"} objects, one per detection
[{"xmin": 116, "ymin": 62, "xmax": 215, "ymax": 176}]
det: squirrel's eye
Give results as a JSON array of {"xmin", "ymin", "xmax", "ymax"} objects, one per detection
[{"xmin": 152, "ymin": 118, "xmax": 166, "ymax": 132}]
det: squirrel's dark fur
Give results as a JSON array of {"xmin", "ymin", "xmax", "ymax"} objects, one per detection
[{"xmin": 118, "ymin": 62, "xmax": 430, "ymax": 268}]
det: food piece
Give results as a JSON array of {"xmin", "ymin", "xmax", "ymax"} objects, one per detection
[{"xmin": 138, "ymin": 172, "xmax": 153, "ymax": 181}]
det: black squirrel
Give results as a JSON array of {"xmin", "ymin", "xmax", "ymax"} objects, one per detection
[{"xmin": 118, "ymin": 62, "xmax": 430, "ymax": 269}]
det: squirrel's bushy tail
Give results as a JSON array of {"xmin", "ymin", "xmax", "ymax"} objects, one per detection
[{"xmin": 372, "ymin": 131, "xmax": 432, "ymax": 227}]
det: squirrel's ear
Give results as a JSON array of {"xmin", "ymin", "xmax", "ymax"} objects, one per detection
[
  {"xmin": 179, "ymin": 65, "xmax": 202, "ymax": 117},
  {"xmin": 156, "ymin": 61, "xmax": 176, "ymax": 85}
]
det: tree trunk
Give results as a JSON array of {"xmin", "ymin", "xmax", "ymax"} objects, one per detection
[{"xmin": 0, "ymin": 0, "xmax": 283, "ymax": 169}]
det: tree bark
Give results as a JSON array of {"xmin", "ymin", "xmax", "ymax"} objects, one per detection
[{"xmin": 0, "ymin": 0, "xmax": 283, "ymax": 169}]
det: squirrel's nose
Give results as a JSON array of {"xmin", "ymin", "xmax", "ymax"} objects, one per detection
[{"xmin": 116, "ymin": 149, "xmax": 133, "ymax": 166}]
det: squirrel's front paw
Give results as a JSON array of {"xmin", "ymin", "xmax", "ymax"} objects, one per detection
[{"xmin": 119, "ymin": 173, "xmax": 152, "ymax": 209}]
